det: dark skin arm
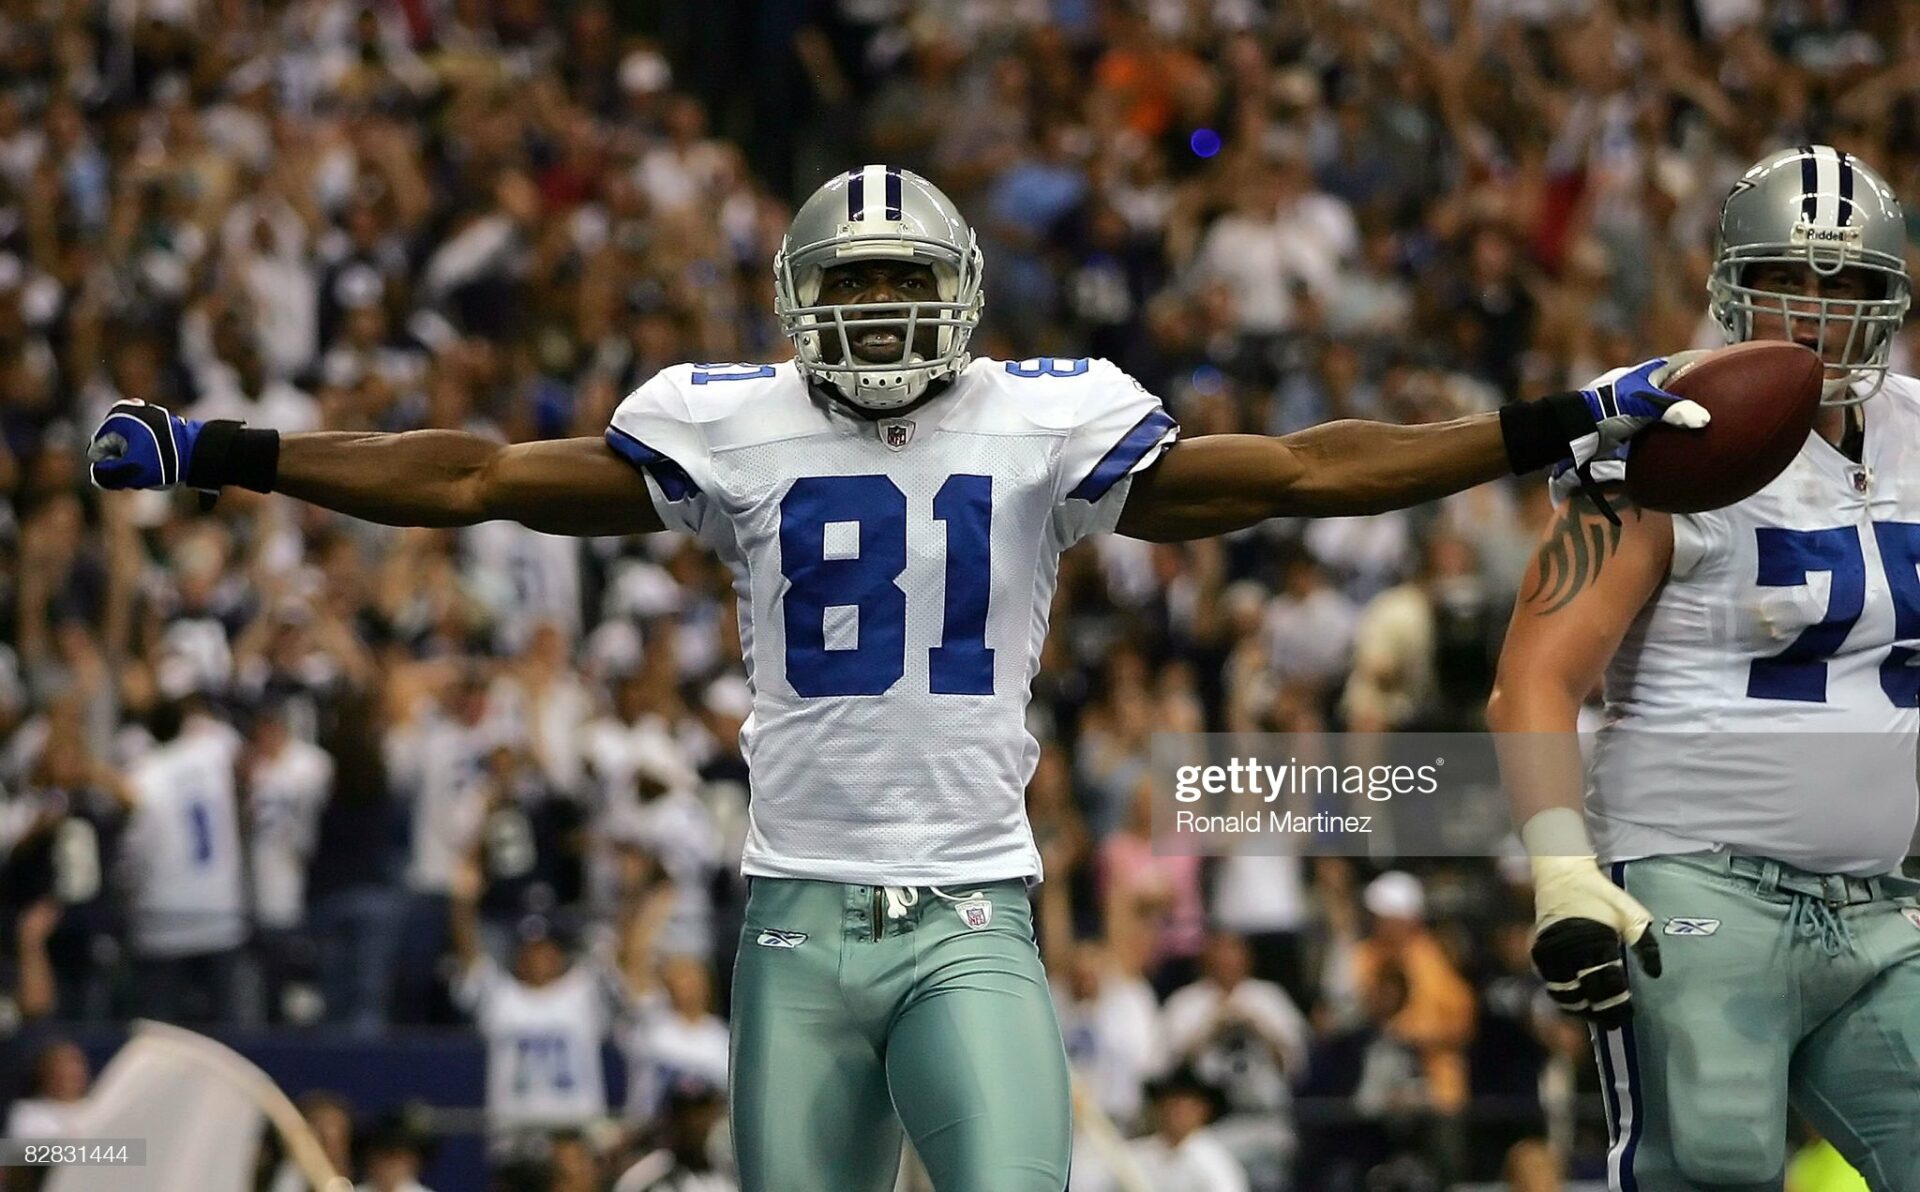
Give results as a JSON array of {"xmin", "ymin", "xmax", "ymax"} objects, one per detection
[
  {"xmin": 1115, "ymin": 414, "xmax": 1511, "ymax": 541},
  {"xmin": 275, "ymin": 395, "xmax": 1508, "ymax": 540},
  {"xmin": 274, "ymin": 432, "xmax": 665, "ymax": 535}
]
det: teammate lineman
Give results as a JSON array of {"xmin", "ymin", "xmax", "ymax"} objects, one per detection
[
  {"xmin": 90, "ymin": 166, "xmax": 1699, "ymax": 1191},
  {"xmin": 1493, "ymin": 146, "xmax": 1920, "ymax": 1190}
]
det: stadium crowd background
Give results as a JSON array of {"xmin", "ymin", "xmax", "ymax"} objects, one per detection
[{"xmin": 0, "ymin": 0, "xmax": 1916, "ymax": 1188}]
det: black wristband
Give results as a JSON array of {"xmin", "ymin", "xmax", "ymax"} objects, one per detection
[
  {"xmin": 1498, "ymin": 391, "xmax": 1597, "ymax": 475},
  {"xmin": 185, "ymin": 421, "xmax": 280, "ymax": 493}
]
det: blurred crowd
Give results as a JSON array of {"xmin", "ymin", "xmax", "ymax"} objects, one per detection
[{"xmin": 1, "ymin": 0, "xmax": 1916, "ymax": 1188}]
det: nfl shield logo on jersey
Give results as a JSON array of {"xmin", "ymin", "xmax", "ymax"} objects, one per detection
[
  {"xmin": 879, "ymin": 419, "xmax": 915, "ymax": 451},
  {"xmin": 1903, "ymin": 907, "xmax": 1920, "ymax": 932},
  {"xmin": 956, "ymin": 899, "xmax": 993, "ymax": 931}
]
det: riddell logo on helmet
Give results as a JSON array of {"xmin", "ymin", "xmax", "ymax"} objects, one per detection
[{"xmin": 1794, "ymin": 223, "xmax": 1861, "ymax": 244}]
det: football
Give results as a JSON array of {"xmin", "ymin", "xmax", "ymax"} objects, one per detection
[{"xmin": 1624, "ymin": 340, "xmax": 1826, "ymax": 513}]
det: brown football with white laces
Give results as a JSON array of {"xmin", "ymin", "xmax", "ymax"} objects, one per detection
[{"xmin": 1624, "ymin": 341, "xmax": 1825, "ymax": 514}]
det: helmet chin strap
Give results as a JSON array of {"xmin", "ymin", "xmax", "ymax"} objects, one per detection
[
  {"xmin": 810, "ymin": 368, "xmax": 956, "ymax": 422},
  {"xmin": 816, "ymin": 349, "xmax": 940, "ymax": 413}
]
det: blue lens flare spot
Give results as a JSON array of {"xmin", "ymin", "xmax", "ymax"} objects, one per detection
[{"xmin": 1189, "ymin": 128, "xmax": 1222, "ymax": 158}]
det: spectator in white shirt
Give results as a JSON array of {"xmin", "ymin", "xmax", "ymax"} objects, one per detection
[
  {"xmin": 604, "ymin": 750, "xmax": 719, "ymax": 959},
  {"xmin": 1053, "ymin": 939, "xmax": 1164, "ymax": 1132},
  {"xmin": 1162, "ymin": 932, "xmax": 1310, "ymax": 1191},
  {"xmin": 620, "ymin": 953, "xmax": 730, "ymax": 1122},
  {"xmin": 387, "ymin": 668, "xmax": 515, "ymax": 1022},
  {"xmin": 1126, "ymin": 1067, "xmax": 1249, "ymax": 1192},
  {"xmin": 496, "ymin": 621, "xmax": 596, "ymax": 800},
  {"xmin": 186, "ymin": 308, "xmax": 322, "ymax": 433},
  {"xmin": 449, "ymin": 860, "xmax": 625, "ymax": 1146},
  {"xmin": 1260, "ymin": 555, "xmax": 1357, "ymax": 710},
  {"xmin": 1055, "ymin": 938, "xmax": 1169, "ymax": 1192},
  {"xmin": 119, "ymin": 699, "xmax": 255, "ymax": 1025},
  {"xmin": 1188, "ymin": 166, "xmax": 1311, "ymax": 338},
  {"xmin": 243, "ymin": 700, "xmax": 335, "ymax": 1021},
  {"xmin": 584, "ymin": 669, "xmax": 680, "ymax": 815}
]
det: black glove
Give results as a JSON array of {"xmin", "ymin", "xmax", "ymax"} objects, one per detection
[{"xmin": 1531, "ymin": 917, "xmax": 1664, "ymax": 1029}]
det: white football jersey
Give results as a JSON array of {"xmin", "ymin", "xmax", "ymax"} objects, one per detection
[
  {"xmin": 456, "ymin": 958, "xmax": 619, "ymax": 1131},
  {"xmin": 461, "ymin": 521, "xmax": 584, "ymax": 652},
  {"xmin": 246, "ymin": 739, "xmax": 334, "ymax": 930},
  {"xmin": 617, "ymin": 996, "xmax": 731, "ymax": 1119},
  {"xmin": 389, "ymin": 714, "xmax": 514, "ymax": 894},
  {"xmin": 122, "ymin": 727, "xmax": 247, "ymax": 957},
  {"xmin": 1581, "ymin": 374, "xmax": 1920, "ymax": 875},
  {"xmin": 607, "ymin": 357, "xmax": 1177, "ymax": 885}
]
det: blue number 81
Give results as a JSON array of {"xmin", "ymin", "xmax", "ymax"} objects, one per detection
[{"xmin": 779, "ymin": 474, "xmax": 995, "ymax": 697}]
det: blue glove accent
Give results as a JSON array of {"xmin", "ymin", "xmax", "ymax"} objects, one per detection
[
  {"xmin": 1580, "ymin": 357, "xmax": 1683, "ymax": 448},
  {"xmin": 86, "ymin": 401, "xmax": 203, "ymax": 490}
]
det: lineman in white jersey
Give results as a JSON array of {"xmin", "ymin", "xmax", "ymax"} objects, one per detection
[
  {"xmin": 1492, "ymin": 146, "xmax": 1920, "ymax": 1190},
  {"xmin": 87, "ymin": 164, "xmax": 1700, "ymax": 1191}
]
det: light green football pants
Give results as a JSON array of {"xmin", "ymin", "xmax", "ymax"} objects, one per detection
[
  {"xmin": 729, "ymin": 877, "xmax": 1072, "ymax": 1192},
  {"xmin": 1597, "ymin": 852, "xmax": 1920, "ymax": 1191}
]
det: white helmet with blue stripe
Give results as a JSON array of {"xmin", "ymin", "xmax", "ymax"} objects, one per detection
[
  {"xmin": 1708, "ymin": 145, "xmax": 1912, "ymax": 405},
  {"xmin": 774, "ymin": 165, "xmax": 985, "ymax": 411}
]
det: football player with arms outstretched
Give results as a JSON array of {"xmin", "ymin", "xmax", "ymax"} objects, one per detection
[
  {"xmin": 1491, "ymin": 146, "xmax": 1920, "ymax": 1191},
  {"xmin": 91, "ymin": 166, "xmax": 1698, "ymax": 1192}
]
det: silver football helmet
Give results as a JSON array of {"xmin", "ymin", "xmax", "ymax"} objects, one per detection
[
  {"xmin": 774, "ymin": 165, "xmax": 984, "ymax": 412},
  {"xmin": 1708, "ymin": 145, "xmax": 1911, "ymax": 405}
]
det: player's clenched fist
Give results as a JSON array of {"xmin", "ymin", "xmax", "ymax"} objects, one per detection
[
  {"xmin": 87, "ymin": 400, "xmax": 201, "ymax": 490},
  {"xmin": 87, "ymin": 400, "xmax": 278, "ymax": 495}
]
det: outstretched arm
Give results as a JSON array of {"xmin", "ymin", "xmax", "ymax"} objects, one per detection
[
  {"xmin": 276, "ymin": 432, "xmax": 663, "ymax": 535},
  {"xmin": 1117, "ymin": 415, "xmax": 1512, "ymax": 540},
  {"xmin": 87, "ymin": 400, "xmax": 666, "ymax": 536},
  {"xmin": 1115, "ymin": 358, "xmax": 1708, "ymax": 542}
]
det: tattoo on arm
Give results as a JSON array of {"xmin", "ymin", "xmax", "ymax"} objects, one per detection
[{"xmin": 1525, "ymin": 491, "xmax": 1639, "ymax": 614}]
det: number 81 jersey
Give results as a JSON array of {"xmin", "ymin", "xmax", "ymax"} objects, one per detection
[
  {"xmin": 606, "ymin": 358, "xmax": 1177, "ymax": 885},
  {"xmin": 1591, "ymin": 373, "xmax": 1920, "ymax": 875}
]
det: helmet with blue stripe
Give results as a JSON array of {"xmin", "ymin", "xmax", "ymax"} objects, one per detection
[
  {"xmin": 774, "ymin": 165, "xmax": 985, "ymax": 411},
  {"xmin": 1708, "ymin": 145, "xmax": 1911, "ymax": 405}
]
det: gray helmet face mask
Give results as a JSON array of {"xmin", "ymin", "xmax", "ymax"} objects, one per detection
[
  {"xmin": 774, "ymin": 165, "xmax": 985, "ymax": 412},
  {"xmin": 1709, "ymin": 145, "xmax": 1912, "ymax": 406}
]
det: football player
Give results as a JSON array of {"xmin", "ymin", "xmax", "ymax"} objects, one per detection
[
  {"xmin": 91, "ymin": 166, "xmax": 1698, "ymax": 1192},
  {"xmin": 1491, "ymin": 146, "xmax": 1920, "ymax": 1190}
]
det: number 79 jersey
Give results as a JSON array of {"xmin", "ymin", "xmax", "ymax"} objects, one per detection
[
  {"xmin": 607, "ymin": 358, "xmax": 1177, "ymax": 885},
  {"xmin": 1588, "ymin": 374, "xmax": 1920, "ymax": 875}
]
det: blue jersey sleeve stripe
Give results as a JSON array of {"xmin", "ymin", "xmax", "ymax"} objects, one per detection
[
  {"xmin": 605, "ymin": 425, "xmax": 700, "ymax": 501},
  {"xmin": 1066, "ymin": 408, "xmax": 1178, "ymax": 502}
]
